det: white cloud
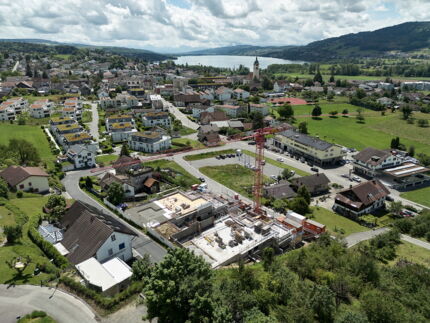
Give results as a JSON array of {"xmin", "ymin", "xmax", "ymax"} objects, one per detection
[{"xmin": 0, "ymin": 0, "xmax": 424, "ymax": 51}]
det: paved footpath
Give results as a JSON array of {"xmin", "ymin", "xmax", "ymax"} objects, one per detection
[{"xmin": 0, "ymin": 284, "xmax": 97, "ymax": 323}]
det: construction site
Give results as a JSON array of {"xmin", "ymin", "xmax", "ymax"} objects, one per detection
[{"xmin": 123, "ymin": 126, "xmax": 327, "ymax": 267}]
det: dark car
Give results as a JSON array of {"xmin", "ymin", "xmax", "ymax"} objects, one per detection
[
  {"xmin": 311, "ymin": 167, "xmax": 319, "ymax": 172},
  {"xmin": 248, "ymin": 141, "xmax": 256, "ymax": 145},
  {"xmin": 199, "ymin": 177, "xmax": 206, "ymax": 182},
  {"xmin": 220, "ymin": 155, "xmax": 226, "ymax": 159}
]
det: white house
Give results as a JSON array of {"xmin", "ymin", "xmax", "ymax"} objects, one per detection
[
  {"xmin": 29, "ymin": 99, "xmax": 53, "ymax": 119},
  {"xmin": 2, "ymin": 97, "xmax": 28, "ymax": 114},
  {"xmin": 100, "ymin": 93, "xmax": 138, "ymax": 109},
  {"xmin": 142, "ymin": 112, "xmax": 171, "ymax": 128},
  {"xmin": 233, "ymin": 88, "xmax": 250, "ymax": 100},
  {"xmin": 150, "ymin": 94, "xmax": 164, "ymax": 110},
  {"xmin": 105, "ymin": 114, "xmax": 135, "ymax": 131},
  {"xmin": 66, "ymin": 145, "xmax": 96, "ymax": 169},
  {"xmin": 192, "ymin": 105, "xmax": 214, "ymax": 118},
  {"xmin": 0, "ymin": 166, "xmax": 49, "ymax": 193},
  {"xmin": 353, "ymin": 147, "xmax": 402, "ymax": 177},
  {"xmin": 0, "ymin": 103, "xmax": 15, "ymax": 120},
  {"xmin": 215, "ymin": 86, "xmax": 234, "ymax": 101},
  {"xmin": 109, "ymin": 122, "xmax": 138, "ymax": 143},
  {"xmin": 214, "ymin": 104, "xmax": 244, "ymax": 118},
  {"xmin": 249, "ymin": 103, "xmax": 270, "ymax": 116},
  {"xmin": 128, "ymin": 132, "xmax": 171, "ymax": 153}
]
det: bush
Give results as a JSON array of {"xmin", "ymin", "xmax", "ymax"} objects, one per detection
[
  {"xmin": 4, "ymin": 224, "xmax": 23, "ymax": 243},
  {"xmin": 16, "ymin": 191, "xmax": 23, "ymax": 198}
]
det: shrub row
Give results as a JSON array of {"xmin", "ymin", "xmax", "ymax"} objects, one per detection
[
  {"xmin": 28, "ymin": 225, "xmax": 70, "ymax": 269},
  {"xmin": 17, "ymin": 310, "xmax": 48, "ymax": 323},
  {"xmin": 60, "ymin": 276, "xmax": 144, "ymax": 310}
]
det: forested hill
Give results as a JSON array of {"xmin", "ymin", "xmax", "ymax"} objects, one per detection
[
  {"xmin": 184, "ymin": 22, "xmax": 430, "ymax": 62},
  {"xmin": 0, "ymin": 39, "xmax": 171, "ymax": 61}
]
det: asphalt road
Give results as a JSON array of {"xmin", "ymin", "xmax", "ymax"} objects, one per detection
[
  {"xmin": 0, "ymin": 285, "xmax": 97, "ymax": 323},
  {"xmin": 163, "ymin": 99, "xmax": 199, "ymax": 130},
  {"xmin": 62, "ymin": 169, "xmax": 167, "ymax": 263}
]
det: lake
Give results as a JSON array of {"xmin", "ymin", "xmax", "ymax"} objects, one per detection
[{"xmin": 172, "ymin": 55, "xmax": 305, "ymax": 69}]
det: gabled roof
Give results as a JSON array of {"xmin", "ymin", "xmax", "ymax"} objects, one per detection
[
  {"xmin": 353, "ymin": 147, "xmax": 393, "ymax": 166},
  {"xmin": 335, "ymin": 180, "xmax": 390, "ymax": 209},
  {"xmin": 264, "ymin": 181, "xmax": 297, "ymax": 199},
  {"xmin": 60, "ymin": 201, "xmax": 136, "ymax": 264},
  {"xmin": 0, "ymin": 166, "xmax": 48, "ymax": 187},
  {"xmin": 290, "ymin": 173, "xmax": 330, "ymax": 192}
]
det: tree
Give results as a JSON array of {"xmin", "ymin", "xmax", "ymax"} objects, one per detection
[
  {"xmin": 144, "ymin": 248, "xmax": 214, "ymax": 323},
  {"xmin": 252, "ymin": 112, "xmax": 264, "ymax": 130},
  {"xmin": 289, "ymin": 196, "xmax": 310, "ymax": 215},
  {"xmin": 298, "ymin": 122, "xmax": 308, "ymax": 134},
  {"xmin": 334, "ymin": 310, "xmax": 369, "ymax": 323},
  {"xmin": 329, "ymin": 110, "xmax": 338, "ymax": 117},
  {"xmin": 120, "ymin": 143, "xmax": 130, "ymax": 157},
  {"xmin": 311, "ymin": 105, "xmax": 322, "ymax": 118},
  {"xmin": 408, "ymin": 145, "xmax": 415, "ymax": 157},
  {"xmin": 388, "ymin": 201, "xmax": 403, "ymax": 217},
  {"xmin": 262, "ymin": 247, "xmax": 275, "ymax": 271},
  {"xmin": 418, "ymin": 153, "xmax": 430, "ymax": 166},
  {"xmin": 282, "ymin": 168, "xmax": 293, "ymax": 179},
  {"xmin": 329, "ymin": 74, "xmax": 335, "ymax": 83},
  {"xmin": 107, "ymin": 182, "xmax": 124, "ymax": 205},
  {"xmin": 4, "ymin": 225, "xmax": 22, "ymax": 243},
  {"xmin": 417, "ymin": 119, "xmax": 429, "ymax": 127},
  {"xmin": 261, "ymin": 77, "xmax": 273, "ymax": 90},
  {"xmin": 85, "ymin": 176, "xmax": 93, "ymax": 190},
  {"xmin": 391, "ymin": 137, "xmax": 400, "ymax": 149},
  {"xmin": 342, "ymin": 108, "xmax": 349, "ymax": 116},
  {"xmin": 51, "ymin": 205, "xmax": 66, "ymax": 222},
  {"xmin": 401, "ymin": 105, "xmax": 413, "ymax": 120},
  {"xmin": 45, "ymin": 195, "xmax": 66, "ymax": 210},
  {"xmin": 356, "ymin": 109, "xmax": 365, "ymax": 123},
  {"xmin": 132, "ymin": 254, "xmax": 153, "ymax": 281},
  {"xmin": 355, "ymin": 88, "xmax": 366, "ymax": 99},
  {"xmin": 8, "ymin": 139, "xmax": 40, "ymax": 165},
  {"xmin": 278, "ymin": 103, "xmax": 294, "ymax": 120},
  {"xmin": 313, "ymin": 69, "xmax": 323, "ymax": 84},
  {"xmin": 0, "ymin": 178, "xmax": 8, "ymax": 199},
  {"xmin": 297, "ymin": 185, "xmax": 311, "ymax": 204}
]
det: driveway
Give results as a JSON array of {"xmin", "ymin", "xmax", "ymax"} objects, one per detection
[
  {"xmin": 0, "ymin": 285, "xmax": 97, "ymax": 323},
  {"xmin": 62, "ymin": 169, "xmax": 167, "ymax": 263}
]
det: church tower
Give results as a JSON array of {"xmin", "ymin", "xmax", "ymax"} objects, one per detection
[{"xmin": 253, "ymin": 56, "xmax": 260, "ymax": 80}]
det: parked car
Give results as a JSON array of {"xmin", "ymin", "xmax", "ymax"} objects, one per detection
[
  {"xmin": 311, "ymin": 167, "xmax": 319, "ymax": 172},
  {"xmin": 199, "ymin": 177, "xmax": 206, "ymax": 182},
  {"xmin": 276, "ymin": 157, "xmax": 284, "ymax": 162},
  {"xmin": 248, "ymin": 141, "xmax": 256, "ymax": 145},
  {"xmin": 352, "ymin": 176, "xmax": 362, "ymax": 182},
  {"xmin": 270, "ymin": 175, "xmax": 278, "ymax": 180}
]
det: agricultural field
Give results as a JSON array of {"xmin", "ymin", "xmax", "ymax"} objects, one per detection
[
  {"xmin": 309, "ymin": 206, "xmax": 368, "ymax": 236},
  {"xmin": 400, "ymin": 186, "xmax": 430, "ymax": 208},
  {"xmin": 0, "ymin": 123, "xmax": 56, "ymax": 167},
  {"xmin": 277, "ymin": 104, "xmax": 430, "ymax": 155}
]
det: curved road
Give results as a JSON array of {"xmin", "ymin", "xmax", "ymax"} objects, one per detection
[{"xmin": 0, "ymin": 285, "xmax": 97, "ymax": 323}]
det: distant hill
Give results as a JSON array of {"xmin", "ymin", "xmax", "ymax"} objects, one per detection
[
  {"xmin": 183, "ymin": 22, "xmax": 430, "ymax": 62},
  {"xmin": 0, "ymin": 39, "xmax": 171, "ymax": 61}
]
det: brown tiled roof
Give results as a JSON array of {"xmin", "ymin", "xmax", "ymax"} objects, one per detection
[
  {"xmin": 264, "ymin": 182, "xmax": 297, "ymax": 199},
  {"xmin": 290, "ymin": 173, "xmax": 330, "ymax": 192},
  {"xmin": 335, "ymin": 180, "xmax": 390, "ymax": 209},
  {"xmin": 0, "ymin": 166, "xmax": 48, "ymax": 187},
  {"xmin": 353, "ymin": 147, "xmax": 392, "ymax": 166},
  {"xmin": 60, "ymin": 201, "xmax": 136, "ymax": 264},
  {"xmin": 144, "ymin": 177, "xmax": 157, "ymax": 188}
]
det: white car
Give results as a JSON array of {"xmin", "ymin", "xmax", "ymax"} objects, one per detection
[
  {"xmin": 352, "ymin": 176, "xmax": 362, "ymax": 182},
  {"xmin": 276, "ymin": 157, "xmax": 284, "ymax": 162},
  {"xmin": 270, "ymin": 175, "xmax": 278, "ymax": 180}
]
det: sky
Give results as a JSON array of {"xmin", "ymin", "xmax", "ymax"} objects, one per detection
[{"xmin": 0, "ymin": 0, "xmax": 428, "ymax": 53}]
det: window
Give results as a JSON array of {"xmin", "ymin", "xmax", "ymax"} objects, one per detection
[
  {"xmin": 108, "ymin": 248, "xmax": 113, "ymax": 256},
  {"xmin": 111, "ymin": 234, "xmax": 116, "ymax": 241},
  {"xmin": 119, "ymin": 243, "xmax": 125, "ymax": 250},
  {"xmin": 19, "ymin": 184, "xmax": 24, "ymax": 189},
  {"xmin": 28, "ymin": 182, "xmax": 32, "ymax": 186}
]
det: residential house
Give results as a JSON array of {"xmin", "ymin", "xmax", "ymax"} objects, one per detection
[
  {"xmin": 199, "ymin": 110, "xmax": 228, "ymax": 125},
  {"xmin": 173, "ymin": 92, "xmax": 201, "ymax": 107},
  {"xmin": 66, "ymin": 145, "xmax": 96, "ymax": 169},
  {"xmin": 249, "ymin": 103, "xmax": 270, "ymax": 116},
  {"xmin": 49, "ymin": 116, "xmax": 75, "ymax": 131},
  {"xmin": 128, "ymin": 132, "xmax": 171, "ymax": 153},
  {"xmin": 0, "ymin": 102, "xmax": 15, "ymax": 120},
  {"xmin": 0, "ymin": 166, "xmax": 49, "ymax": 193},
  {"xmin": 53, "ymin": 123, "xmax": 83, "ymax": 140},
  {"xmin": 263, "ymin": 181, "xmax": 297, "ymax": 199},
  {"xmin": 192, "ymin": 105, "xmax": 214, "ymax": 118},
  {"xmin": 29, "ymin": 99, "xmax": 53, "ymax": 119},
  {"xmin": 149, "ymin": 94, "xmax": 164, "ymax": 110},
  {"xmin": 273, "ymin": 81, "xmax": 289, "ymax": 92},
  {"xmin": 2, "ymin": 97, "xmax": 28, "ymax": 114},
  {"xmin": 198, "ymin": 124, "xmax": 220, "ymax": 147},
  {"xmin": 376, "ymin": 97, "xmax": 394, "ymax": 107},
  {"xmin": 214, "ymin": 104, "xmax": 244, "ymax": 118},
  {"xmin": 142, "ymin": 112, "xmax": 171, "ymax": 128},
  {"xmin": 100, "ymin": 93, "xmax": 138, "ymax": 109},
  {"xmin": 233, "ymin": 88, "xmax": 250, "ymax": 100},
  {"xmin": 290, "ymin": 173, "xmax": 330, "ymax": 196},
  {"xmin": 215, "ymin": 86, "xmax": 234, "ymax": 101},
  {"xmin": 353, "ymin": 147, "xmax": 402, "ymax": 178},
  {"xmin": 333, "ymin": 180, "xmax": 390, "ymax": 218},
  {"xmin": 57, "ymin": 201, "xmax": 137, "ymax": 264},
  {"xmin": 106, "ymin": 114, "xmax": 135, "ymax": 131},
  {"xmin": 109, "ymin": 122, "xmax": 138, "ymax": 143},
  {"xmin": 273, "ymin": 129, "xmax": 346, "ymax": 166}
]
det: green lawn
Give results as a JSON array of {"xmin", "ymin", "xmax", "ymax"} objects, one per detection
[
  {"xmin": 0, "ymin": 196, "xmax": 56, "ymax": 285},
  {"xmin": 22, "ymin": 94, "xmax": 75, "ymax": 104},
  {"xmin": 293, "ymin": 108, "xmax": 430, "ymax": 155},
  {"xmin": 82, "ymin": 110, "xmax": 93, "ymax": 123},
  {"xmin": 178, "ymin": 126, "xmax": 197, "ymax": 136},
  {"xmin": 18, "ymin": 311, "xmax": 57, "ymax": 323},
  {"xmin": 199, "ymin": 164, "xmax": 272, "ymax": 198},
  {"xmin": 273, "ymin": 73, "xmax": 430, "ymax": 82},
  {"xmin": 0, "ymin": 123, "xmax": 56, "ymax": 168},
  {"xmin": 184, "ymin": 149, "xmax": 236, "ymax": 161},
  {"xmin": 171, "ymin": 138, "xmax": 205, "ymax": 149},
  {"xmin": 143, "ymin": 159, "xmax": 199, "ymax": 189},
  {"xmin": 400, "ymin": 187, "xmax": 430, "ymax": 208},
  {"xmin": 242, "ymin": 150, "xmax": 310, "ymax": 177},
  {"xmin": 310, "ymin": 206, "xmax": 368, "ymax": 236},
  {"xmin": 389, "ymin": 241, "xmax": 430, "ymax": 268},
  {"xmin": 95, "ymin": 154, "xmax": 118, "ymax": 166}
]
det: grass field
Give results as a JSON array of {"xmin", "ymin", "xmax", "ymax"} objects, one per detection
[
  {"xmin": 142, "ymin": 159, "xmax": 199, "ymax": 189},
  {"xmin": 273, "ymin": 73, "xmax": 430, "ymax": 82},
  {"xmin": 200, "ymin": 164, "xmax": 272, "ymax": 198},
  {"xmin": 82, "ymin": 110, "xmax": 93, "ymax": 123},
  {"xmin": 95, "ymin": 154, "xmax": 118, "ymax": 165},
  {"xmin": 22, "ymin": 94, "xmax": 76, "ymax": 104},
  {"xmin": 178, "ymin": 126, "xmax": 197, "ymax": 136},
  {"xmin": 287, "ymin": 105, "xmax": 430, "ymax": 155},
  {"xmin": 310, "ymin": 206, "xmax": 368, "ymax": 236},
  {"xmin": 171, "ymin": 138, "xmax": 205, "ymax": 149},
  {"xmin": 400, "ymin": 187, "xmax": 430, "ymax": 208},
  {"xmin": 184, "ymin": 149, "xmax": 236, "ymax": 161},
  {"xmin": 389, "ymin": 241, "xmax": 430, "ymax": 268},
  {"xmin": 242, "ymin": 150, "xmax": 310, "ymax": 177},
  {"xmin": 0, "ymin": 123, "xmax": 55, "ymax": 168},
  {"xmin": 0, "ymin": 196, "xmax": 55, "ymax": 285}
]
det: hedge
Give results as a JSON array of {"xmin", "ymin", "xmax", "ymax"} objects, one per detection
[
  {"xmin": 60, "ymin": 276, "xmax": 144, "ymax": 310},
  {"xmin": 28, "ymin": 220, "xmax": 70, "ymax": 269}
]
